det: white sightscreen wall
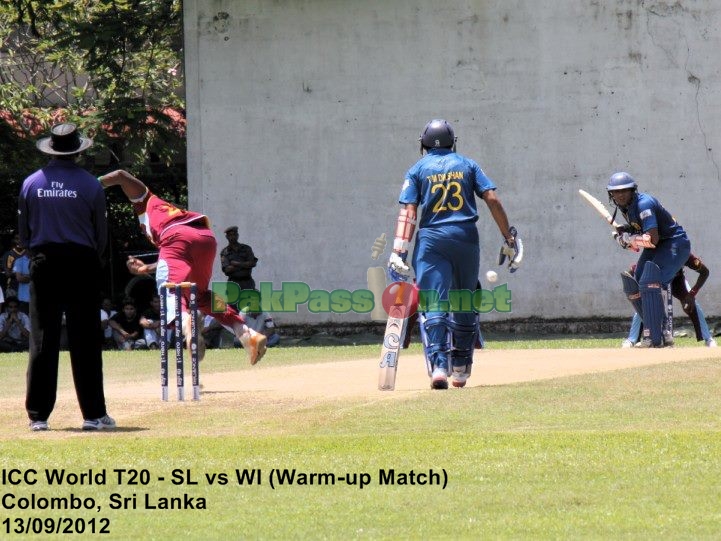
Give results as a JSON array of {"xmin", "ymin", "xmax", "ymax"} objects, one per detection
[{"xmin": 184, "ymin": 0, "xmax": 721, "ymax": 323}]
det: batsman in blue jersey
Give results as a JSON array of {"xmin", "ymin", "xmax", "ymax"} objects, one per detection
[
  {"xmin": 388, "ymin": 119, "xmax": 522, "ymax": 390},
  {"xmin": 608, "ymin": 172, "xmax": 691, "ymax": 347}
]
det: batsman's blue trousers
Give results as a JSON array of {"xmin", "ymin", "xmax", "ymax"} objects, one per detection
[
  {"xmin": 412, "ymin": 225, "xmax": 480, "ymax": 328},
  {"xmin": 633, "ymin": 237, "xmax": 690, "ymax": 286}
]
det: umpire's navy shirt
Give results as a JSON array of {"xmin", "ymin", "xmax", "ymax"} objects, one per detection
[{"xmin": 18, "ymin": 159, "xmax": 107, "ymax": 256}]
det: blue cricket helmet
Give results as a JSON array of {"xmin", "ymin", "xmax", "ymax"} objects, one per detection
[{"xmin": 607, "ymin": 172, "xmax": 638, "ymax": 191}]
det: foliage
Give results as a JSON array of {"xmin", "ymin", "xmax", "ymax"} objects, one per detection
[
  {"xmin": 0, "ymin": 0, "xmax": 185, "ymax": 168},
  {"xmin": 0, "ymin": 0, "xmax": 186, "ymax": 290},
  {"xmin": 0, "ymin": 117, "xmax": 43, "ymax": 235}
]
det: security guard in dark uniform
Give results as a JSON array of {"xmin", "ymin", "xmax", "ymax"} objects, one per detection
[{"xmin": 220, "ymin": 226, "xmax": 258, "ymax": 292}]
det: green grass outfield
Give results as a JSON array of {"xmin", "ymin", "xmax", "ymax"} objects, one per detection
[{"xmin": 1, "ymin": 337, "xmax": 720, "ymax": 540}]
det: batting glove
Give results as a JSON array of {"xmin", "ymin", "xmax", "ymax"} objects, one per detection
[
  {"xmin": 614, "ymin": 231, "xmax": 631, "ymax": 249},
  {"xmin": 613, "ymin": 231, "xmax": 640, "ymax": 252},
  {"xmin": 388, "ymin": 252, "xmax": 412, "ymax": 283},
  {"xmin": 498, "ymin": 227, "xmax": 523, "ymax": 273},
  {"xmin": 615, "ymin": 223, "xmax": 634, "ymax": 235}
]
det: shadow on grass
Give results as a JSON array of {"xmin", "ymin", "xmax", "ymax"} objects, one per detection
[{"xmin": 58, "ymin": 427, "xmax": 149, "ymax": 433}]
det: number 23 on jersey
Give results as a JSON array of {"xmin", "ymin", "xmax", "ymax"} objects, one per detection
[{"xmin": 430, "ymin": 181, "xmax": 465, "ymax": 212}]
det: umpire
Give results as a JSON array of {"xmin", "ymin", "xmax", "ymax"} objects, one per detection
[{"xmin": 18, "ymin": 123, "xmax": 115, "ymax": 431}]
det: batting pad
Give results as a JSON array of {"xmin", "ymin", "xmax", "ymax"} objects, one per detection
[
  {"xmin": 621, "ymin": 270, "xmax": 643, "ymax": 319},
  {"xmin": 448, "ymin": 315, "xmax": 477, "ymax": 369},
  {"xmin": 640, "ymin": 262, "xmax": 664, "ymax": 346},
  {"xmin": 418, "ymin": 313, "xmax": 451, "ymax": 375}
]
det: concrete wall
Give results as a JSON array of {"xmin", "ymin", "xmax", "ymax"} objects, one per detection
[{"xmin": 183, "ymin": 0, "xmax": 721, "ymax": 324}]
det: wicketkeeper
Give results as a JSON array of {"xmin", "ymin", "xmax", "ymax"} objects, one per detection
[
  {"xmin": 388, "ymin": 119, "xmax": 522, "ymax": 389},
  {"xmin": 608, "ymin": 172, "xmax": 690, "ymax": 347}
]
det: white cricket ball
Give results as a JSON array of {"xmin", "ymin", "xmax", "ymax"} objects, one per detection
[{"xmin": 485, "ymin": 270, "xmax": 498, "ymax": 283}]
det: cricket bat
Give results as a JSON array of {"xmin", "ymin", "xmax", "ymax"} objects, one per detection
[
  {"xmin": 578, "ymin": 189, "xmax": 640, "ymax": 252},
  {"xmin": 378, "ymin": 303, "xmax": 409, "ymax": 391},
  {"xmin": 578, "ymin": 189, "xmax": 622, "ymax": 230}
]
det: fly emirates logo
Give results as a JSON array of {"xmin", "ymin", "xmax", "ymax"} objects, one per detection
[{"xmin": 36, "ymin": 181, "xmax": 77, "ymax": 198}]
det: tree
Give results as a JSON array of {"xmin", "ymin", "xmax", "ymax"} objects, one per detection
[
  {"xmin": 0, "ymin": 0, "xmax": 186, "ymax": 298},
  {"xmin": 1, "ymin": 0, "xmax": 185, "ymax": 163}
]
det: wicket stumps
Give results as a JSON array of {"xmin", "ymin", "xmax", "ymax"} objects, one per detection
[
  {"xmin": 666, "ymin": 282, "xmax": 674, "ymax": 341},
  {"xmin": 159, "ymin": 282, "xmax": 200, "ymax": 401}
]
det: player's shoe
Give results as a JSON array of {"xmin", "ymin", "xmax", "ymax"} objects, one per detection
[
  {"xmin": 621, "ymin": 339, "xmax": 634, "ymax": 349},
  {"xmin": 706, "ymin": 338, "xmax": 717, "ymax": 348},
  {"xmin": 240, "ymin": 330, "xmax": 267, "ymax": 365},
  {"xmin": 29, "ymin": 420, "xmax": 49, "ymax": 431},
  {"xmin": 431, "ymin": 367, "xmax": 448, "ymax": 390},
  {"xmin": 451, "ymin": 366, "xmax": 469, "ymax": 388},
  {"xmin": 663, "ymin": 330, "xmax": 674, "ymax": 347},
  {"xmin": 82, "ymin": 415, "xmax": 116, "ymax": 431}
]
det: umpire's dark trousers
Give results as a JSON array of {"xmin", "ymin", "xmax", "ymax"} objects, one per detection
[{"xmin": 26, "ymin": 243, "xmax": 108, "ymax": 422}]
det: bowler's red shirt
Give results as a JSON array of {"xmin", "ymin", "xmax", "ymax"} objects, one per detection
[{"xmin": 131, "ymin": 189, "xmax": 209, "ymax": 246}]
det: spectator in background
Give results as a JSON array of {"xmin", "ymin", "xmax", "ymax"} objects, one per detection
[
  {"xmin": 13, "ymin": 251, "xmax": 31, "ymax": 314},
  {"xmin": 0, "ymin": 239, "xmax": 7, "ymax": 298},
  {"xmin": 140, "ymin": 294, "xmax": 162, "ymax": 349},
  {"xmin": 0, "ymin": 296, "xmax": 31, "ymax": 352},
  {"xmin": 2, "ymin": 231, "xmax": 26, "ymax": 298},
  {"xmin": 100, "ymin": 297, "xmax": 117, "ymax": 350},
  {"xmin": 109, "ymin": 298, "xmax": 147, "ymax": 350}
]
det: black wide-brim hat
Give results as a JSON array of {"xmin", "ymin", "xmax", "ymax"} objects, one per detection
[{"xmin": 36, "ymin": 122, "xmax": 93, "ymax": 155}]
